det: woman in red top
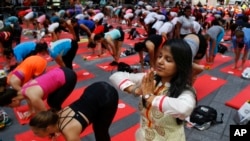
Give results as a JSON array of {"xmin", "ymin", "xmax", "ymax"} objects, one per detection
[{"xmin": 89, "ymin": 17, "xmax": 106, "ymax": 55}]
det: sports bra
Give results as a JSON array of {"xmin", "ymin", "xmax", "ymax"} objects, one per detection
[{"xmin": 58, "ymin": 107, "xmax": 88, "ymax": 132}]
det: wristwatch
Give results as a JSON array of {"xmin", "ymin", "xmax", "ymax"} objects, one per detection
[
  {"xmin": 143, "ymin": 94, "xmax": 154, "ymax": 100},
  {"xmin": 142, "ymin": 94, "xmax": 153, "ymax": 108}
]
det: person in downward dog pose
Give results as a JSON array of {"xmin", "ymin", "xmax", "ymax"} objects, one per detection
[{"xmin": 0, "ymin": 67, "xmax": 77, "ymax": 119}]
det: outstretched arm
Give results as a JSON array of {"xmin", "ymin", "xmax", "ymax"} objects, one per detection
[
  {"xmin": 55, "ymin": 55, "xmax": 66, "ymax": 67},
  {"xmin": 9, "ymin": 75, "xmax": 22, "ymax": 91},
  {"xmin": 79, "ymin": 24, "xmax": 91, "ymax": 37},
  {"xmin": 146, "ymin": 42, "xmax": 156, "ymax": 68},
  {"xmin": 25, "ymin": 90, "xmax": 47, "ymax": 113}
]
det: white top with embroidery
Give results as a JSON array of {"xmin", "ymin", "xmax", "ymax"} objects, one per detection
[{"xmin": 109, "ymin": 72, "xmax": 196, "ymax": 141}]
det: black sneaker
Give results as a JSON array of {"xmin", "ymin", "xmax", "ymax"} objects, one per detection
[{"xmin": 109, "ymin": 61, "xmax": 118, "ymax": 66}]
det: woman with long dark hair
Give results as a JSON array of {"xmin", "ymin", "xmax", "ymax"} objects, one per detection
[{"xmin": 110, "ymin": 39, "xmax": 196, "ymax": 141}]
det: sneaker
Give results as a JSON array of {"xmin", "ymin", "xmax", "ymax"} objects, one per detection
[
  {"xmin": 120, "ymin": 52, "xmax": 126, "ymax": 57},
  {"xmin": 109, "ymin": 61, "xmax": 119, "ymax": 66},
  {"xmin": 194, "ymin": 122, "xmax": 211, "ymax": 131},
  {"xmin": 0, "ymin": 110, "xmax": 12, "ymax": 127}
]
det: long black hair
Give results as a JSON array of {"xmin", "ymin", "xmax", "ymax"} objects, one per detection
[{"xmin": 155, "ymin": 39, "xmax": 196, "ymax": 124}]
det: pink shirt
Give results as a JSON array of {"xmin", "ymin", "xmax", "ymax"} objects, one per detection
[{"xmin": 21, "ymin": 68, "xmax": 66, "ymax": 99}]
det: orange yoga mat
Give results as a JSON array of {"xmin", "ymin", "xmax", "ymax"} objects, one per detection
[
  {"xmin": 111, "ymin": 124, "xmax": 140, "ymax": 141},
  {"xmin": 199, "ymin": 54, "xmax": 232, "ymax": 69},
  {"xmin": 225, "ymin": 85, "xmax": 250, "ymax": 110},
  {"xmin": 193, "ymin": 74, "xmax": 227, "ymax": 101},
  {"xmin": 96, "ymin": 55, "xmax": 140, "ymax": 72},
  {"xmin": 15, "ymin": 100, "xmax": 136, "ymax": 140},
  {"xmin": 220, "ymin": 60, "xmax": 250, "ymax": 77}
]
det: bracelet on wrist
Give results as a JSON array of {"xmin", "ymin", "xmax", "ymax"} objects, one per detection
[{"xmin": 142, "ymin": 94, "xmax": 153, "ymax": 108}]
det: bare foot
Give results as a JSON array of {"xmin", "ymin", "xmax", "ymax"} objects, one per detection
[
  {"xmin": 206, "ymin": 62, "xmax": 213, "ymax": 65},
  {"xmin": 232, "ymin": 66, "xmax": 237, "ymax": 69},
  {"xmin": 238, "ymin": 67, "xmax": 243, "ymax": 71}
]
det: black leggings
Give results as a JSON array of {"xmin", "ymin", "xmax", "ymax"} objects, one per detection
[
  {"xmin": 62, "ymin": 40, "xmax": 79, "ymax": 69},
  {"xmin": 70, "ymin": 82, "xmax": 119, "ymax": 141},
  {"xmin": 47, "ymin": 67, "xmax": 77, "ymax": 111}
]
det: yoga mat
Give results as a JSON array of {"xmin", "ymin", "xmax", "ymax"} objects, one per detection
[
  {"xmin": 220, "ymin": 60, "xmax": 250, "ymax": 77},
  {"xmin": 78, "ymin": 100, "xmax": 137, "ymax": 138},
  {"xmin": 14, "ymin": 100, "xmax": 136, "ymax": 140},
  {"xmin": 199, "ymin": 54, "xmax": 232, "ymax": 69},
  {"xmin": 77, "ymin": 42, "xmax": 91, "ymax": 54},
  {"xmin": 75, "ymin": 69, "xmax": 95, "ymax": 82},
  {"xmin": 225, "ymin": 30, "xmax": 231, "ymax": 35},
  {"xmin": 78, "ymin": 38, "xmax": 89, "ymax": 43},
  {"xmin": 223, "ymin": 31, "xmax": 231, "ymax": 41},
  {"xmin": 45, "ymin": 68, "xmax": 91, "ymax": 83},
  {"xmin": 21, "ymin": 36, "xmax": 34, "ymax": 42},
  {"xmin": 123, "ymin": 34, "xmax": 146, "ymax": 47},
  {"xmin": 59, "ymin": 32, "xmax": 73, "ymax": 39},
  {"xmin": 223, "ymin": 35, "xmax": 231, "ymax": 41},
  {"xmin": 111, "ymin": 124, "xmax": 140, "ymax": 141},
  {"xmin": 82, "ymin": 52, "xmax": 111, "ymax": 61},
  {"xmin": 193, "ymin": 74, "xmax": 227, "ymax": 101},
  {"xmin": 20, "ymin": 24, "xmax": 35, "ymax": 29},
  {"xmin": 15, "ymin": 130, "xmax": 65, "ymax": 141},
  {"xmin": 82, "ymin": 48, "xmax": 126, "ymax": 61},
  {"xmin": 123, "ymin": 28, "xmax": 147, "ymax": 47},
  {"xmin": 96, "ymin": 55, "xmax": 140, "ymax": 71},
  {"xmin": 13, "ymin": 87, "xmax": 85, "ymax": 125},
  {"xmin": 225, "ymin": 85, "xmax": 250, "ymax": 110},
  {"xmin": 13, "ymin": 105, "xmax": 33, "ymax": 125},
  {"xmin": 220, "ymin": 42, "xmax": 231, "ymax": 49},
  {"xmin": 0, "ymin": 56, "xmax": 5, "ymax": 66},
  {"xmin": 46, "ymin": 63, "xmax": 80, "ymax": 72},
  {"xmin": 62, "ymin": 87, "xmax": 86, "ymax": 107}
]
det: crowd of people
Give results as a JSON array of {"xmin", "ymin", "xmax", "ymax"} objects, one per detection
[{"xmin": 0, "ymin": 0, "xmax": 249, "ymax": 140}]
